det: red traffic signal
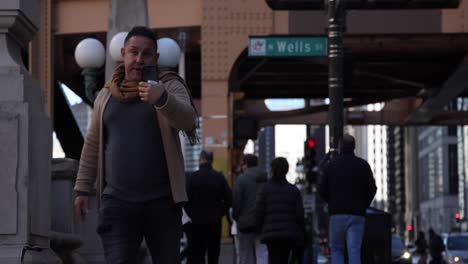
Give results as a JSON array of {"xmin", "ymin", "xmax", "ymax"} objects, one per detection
[
  {"xmin": 307, "ymin": 138, "xmax": 316, "ymax": 149},
  {"xmin": 455, "ymin": 213, "xmax": 461, "ymax": 219},
  {"xmin": 407, "ymin": 225, "xmax": 413, "ymax": 231}
]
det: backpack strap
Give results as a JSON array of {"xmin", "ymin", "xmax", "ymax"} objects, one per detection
[
  {"xmin": 160, "ymin": 71, "xmax": 186, "ymax": 84},
  {"xmin": 159, "ymin": 71, "xmax": 200, "ymax": 145},
  {"xmin": 159, "ymin": 71, "xmax": 195, "ymax": 102}
]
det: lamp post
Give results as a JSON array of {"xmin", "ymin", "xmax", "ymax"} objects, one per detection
[
  {"xmin": 157, "ymin": 37, "xmax": 203, "ymax": 174},
  {"xmin": 177, "ymin": 31, "xmax": 188, "ymax": 79},
  {"xmin": 74, "ymin": 38, "xmax": 105, "ymax": 102},
  {"xmin": 327, "ymin": 0, "xmax": 345, "ymax": 151}
]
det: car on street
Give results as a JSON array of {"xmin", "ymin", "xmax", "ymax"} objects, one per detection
[
  {"xmin": 317, "ymin": 253, "xmax": 329, "ymax": 264},
  {"xmin": 392, "ymin": 235, "xmax": 412, "ymax": 264},
  {"xmin": 443, "ymin": 232, "xmax": 468, "ymax": 264}
]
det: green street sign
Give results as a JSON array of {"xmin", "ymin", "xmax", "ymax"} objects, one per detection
[{"xmin": 248, "ymin": 36, "xmax": 327, "ymax": 57}]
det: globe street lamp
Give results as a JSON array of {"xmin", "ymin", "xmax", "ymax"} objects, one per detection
[
  {"xmin": 74, "ymin": 38, "xmax": 105, "ymax": 102},
  {"xmin": 157, "ymin": 37, "xmax": 181, "ymax": 71},
  {"xmin": 109, "ymin": 31, "xmax": 128, "ymax": 62},
  {"xmin": 74, "ymin": 35, "xmax": 182, "ymax": 103}
]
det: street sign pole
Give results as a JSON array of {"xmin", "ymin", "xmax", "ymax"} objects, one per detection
[{"xmin": 327, "ymin": 0, "xmax": 345, "ymax": 151}]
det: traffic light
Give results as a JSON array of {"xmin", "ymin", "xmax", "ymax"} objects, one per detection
[
  {"xmin": 455, "ymin": 212, "xmax": 461, "ymax": 223},
  {"xmin": 265, "ymin": 0, "xmax": 459, "ymax": 10},
  {"xmin": 304, "ymin": 138, "xmax": 317, "ymax": 184},
  {"xmin": 307, "ymin": 138, "xmax": 316, "ymax": 149},
  {"xmin": 304, "ymin": 138, "xmax": 317, "ymax": 161}
]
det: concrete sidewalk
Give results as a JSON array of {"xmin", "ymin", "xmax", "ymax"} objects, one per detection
[{"xmin": 219, "ymin": 241, "xmax": 235, "ymax": 264}]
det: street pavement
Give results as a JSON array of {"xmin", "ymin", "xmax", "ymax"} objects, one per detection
[
  {"xmin": 181, "ymin": 241, "xmax": 235, "ymax": 264},
  {"xmin": 220, "ymin": 241, "xmax": 235, "ymax": 264}
]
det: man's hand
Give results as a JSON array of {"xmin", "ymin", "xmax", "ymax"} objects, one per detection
[
  {"xmin": 138, "ymin": 81, "xmax": 164, "ymax": 103},
  {"xmin": 74, "ymin": 196, "xmax": 89, "ymax": 222}
]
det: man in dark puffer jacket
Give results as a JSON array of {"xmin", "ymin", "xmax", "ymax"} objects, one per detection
[
  {"xmin": 255, "ymin": 157, "xmax": 305, "ymax": 264},
  {"xmin": 318, "ymin": 134, "xmax": 377, "ymax": 264}
]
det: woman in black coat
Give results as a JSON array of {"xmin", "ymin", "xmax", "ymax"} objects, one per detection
[{"xmin": 256, "ymin": 157, "xmax": 305, "ymax": 264}]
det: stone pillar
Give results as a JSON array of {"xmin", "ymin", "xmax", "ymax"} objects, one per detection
[
  {"xmin": 105, "ymin": 0, "xmax": 148, "ymax": 81},
  {"xmin": 51, "ymin": 158, "xmax": 85, "ymax": 264},
  {"xmin": 0, "ymin": 0, "xmax": 60, "ymax": 263}
]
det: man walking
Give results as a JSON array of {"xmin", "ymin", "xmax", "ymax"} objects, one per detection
[
  {"xmin": 428, "ymin": 228, "xmax": 445, "ymax": 264},
  {"xmin": 318, "ymin": 134, "xmax": 377, "ymax": 264},
  {"xmin": 185, "ymin": 150, "xmax": 232, "ymax": 264},
  {"xmin": 232, "ymin": 154, "xmax": 268, "ymax": 264},
  {"xmin": 73, "ymin": 26, "xmax": 198, "ymax": 264}
]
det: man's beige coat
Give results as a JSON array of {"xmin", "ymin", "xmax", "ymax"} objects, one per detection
[{"xmin": 73, "ymin": 78, "xmax": 196, "ymax": 206}]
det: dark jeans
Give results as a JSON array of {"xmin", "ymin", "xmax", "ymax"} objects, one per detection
[
  {"xmin": 97, "ymin": 195, "xmax": 182, "ymax": 264},
  {"xmin": 266, "ymin": 240, "xmax": 294, "ymax": 264},
  {"xmin": 187, "ymin": 222, "xmax": 222, "ymax": 264}
]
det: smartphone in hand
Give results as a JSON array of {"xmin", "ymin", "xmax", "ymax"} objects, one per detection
[{"xmin": 141, "ymin": 65, "xmax": 159, "ymax": 82}]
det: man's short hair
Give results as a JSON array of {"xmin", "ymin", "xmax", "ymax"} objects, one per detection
[
  {"xmin": 342, "ymin": 134, "xmax": 356, "ymax": 151},
  {"xmin": 243, "ymin": 154, "xmax": 258, "ymax": 168},
  {"xmin": 428, "ymin": 228, "xmax": 435, "ymax": 235},
  {"xmin": 200, "ymin": 150, "xmax": 213, "ymax": 164},
  {"xmin": 270, "ymin": 157, "xmax": 289, "ymax": 182},
  {"xmin": 124, "ymin": 26, "xmax": 158, "ymax": 49}
]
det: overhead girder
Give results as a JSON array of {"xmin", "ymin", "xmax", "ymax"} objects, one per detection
[
  {"xmin": 229, "ymin": 33, "xmax": 468, "ymax": 126},
  {"xmin": 236, "ymin": 97, "xmax": 415, "ymax": 126},
  {"xmin": 229, "ymin": 33, "xmax": 468, "ymax": 99},
  {"xmin": 406, "ymin": 60, "xmax": 468, "ymax": 124},
  {"xmin": 236, "ymin": 97, "xmax": 468, "ymax": 126}
]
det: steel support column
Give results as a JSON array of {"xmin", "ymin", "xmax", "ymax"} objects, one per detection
[{"xmin": 327, "ymin": 0, "xmax": 345, "ymax": 150}]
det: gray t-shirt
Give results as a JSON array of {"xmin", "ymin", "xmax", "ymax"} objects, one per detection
[{"xmin": 102, "ymin": 97, "xmax": 171, "ymax": 202}]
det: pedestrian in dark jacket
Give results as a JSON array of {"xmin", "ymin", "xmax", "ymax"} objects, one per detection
[
  {"xmin": 428, "ymin": 228, "xmax": 445, "ymax": 264},
  {"xmin": 414, "ymin": 231, "xmax": 428, "ymax": 263},
  {"xmin": 256, "ymin": 157, "xmax": 305, "ymax": 264},
  {"xmin": 232, "ymin": 154, "xmax": 268, "ymax": 264},
  {"xmin": 185, "ymin": 150, "xmax": 232, "ymax": 264},
  {"xmin": 318, "ymin": 134, "xmax": 377, "ymax": 264}
]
